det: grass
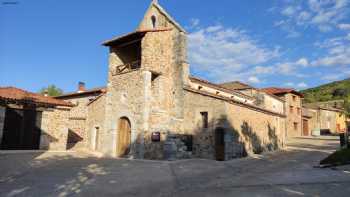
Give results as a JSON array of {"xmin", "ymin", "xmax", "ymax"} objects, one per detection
[{"xmin": 320, "ymin": 148, "xmax": 350, "ymax": 166}]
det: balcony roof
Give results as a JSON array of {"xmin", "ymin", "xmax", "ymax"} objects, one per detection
[{"xmin": 102, "ymin": 28, "xmax": 172, "ymax": 47}]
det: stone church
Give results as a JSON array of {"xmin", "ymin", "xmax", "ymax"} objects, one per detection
[{"xmin": 57, "ymin": 1, "xmax": 287, "ymax": 161}]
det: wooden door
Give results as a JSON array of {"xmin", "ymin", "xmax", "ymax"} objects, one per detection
[
  {"xmin": 1, "ymin": 108, "xmax": 41, "ymax": 150},
  {"xmin": 117, "ymin": 118, "xmax": 131, "ymax": 157},
  {"xmin": 215, "ymin": 128, "xmax": 225, "ymax": 161},
  {"xmin": 302, "ymin": 119, "xmax": 309, "ymax": 136},
  {"xmin": 1, "ymin": 108, "xmax": 23, "ymax": 149}
]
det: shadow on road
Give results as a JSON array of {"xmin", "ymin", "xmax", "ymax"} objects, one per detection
[{"xmin": 0, "ymin": 137, "xmax": 349, "ymax": 197}]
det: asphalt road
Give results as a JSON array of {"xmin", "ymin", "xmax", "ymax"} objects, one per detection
[{"xmin": 0, "ymin": 136, "xmax": 349, "ymax": 197}]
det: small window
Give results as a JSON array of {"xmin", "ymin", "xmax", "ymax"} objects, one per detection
[
  {"xmin": 293, "ymin": 122, "xmax": 298, "ymax": 130},
  {"xmin": 151, "ymin": 72, "xmax": 160, "ymax": 82},
  {"xmin": 200, "ymin": 112, "xmax": 208, "ymax": 128},
  {"xmin": 289, "ymin": 106, "xmax": 294, "ymax": 113},
  {"xmin": 292, "ymin": 95, "xmax": 296, "ymax": 102},
  {"xmin": 151, "ymin": 15, "xmax": 157, "ymax": 29},
  {"xmin": 297, "ymin": 107, "xmax": 301, "ymax": 115}
]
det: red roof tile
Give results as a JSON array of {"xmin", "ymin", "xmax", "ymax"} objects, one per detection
[
  {"xmin": 261, "ymin": 87, "xmax": 304, "ymax": 97},
  {"xmin": 102, "ymin": 28, "xmax": 173, "ymax": 46},
  {"xmin": 0, "ymin": 87, "xmax": 73, "ymax": 107},
  {"xmin": 55, "ymin": 87, "xmax": 106, "ymax": 99}
]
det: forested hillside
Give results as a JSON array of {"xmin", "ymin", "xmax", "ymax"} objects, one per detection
[{"xmin": 301, "ymin": 78, "xmax": 350, "ymax": 103}]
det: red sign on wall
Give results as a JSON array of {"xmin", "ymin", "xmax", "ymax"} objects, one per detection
[{"xmin": 151, "ymin": 132, "xmax": 161, "ymax": 142}]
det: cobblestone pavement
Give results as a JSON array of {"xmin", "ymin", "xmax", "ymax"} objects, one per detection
[{"xmin": 0, "ymin": 136, "xmax": 349, "ymax": 197}]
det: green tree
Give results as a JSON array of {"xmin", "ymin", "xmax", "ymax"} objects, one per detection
[{"xmin": 39, "ymin": 85, "xmax": 63, "ymax": 97}]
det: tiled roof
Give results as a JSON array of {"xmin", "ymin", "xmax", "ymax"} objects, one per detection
[
  {"xmin": 189, "ymin": 76, "xmax": 253, "ymax": 99},
  {"xmin": 102, "ymin": 28, "xmax": 173, "ymax": 46},
  {"xmin": 0, "ymin": 87, "xmax": 73, "ymax": 107},
  {"xmin": 220, "ymin": 81, "xmax": 254, "ymax": 90},
  {"xmin": 261, "ymin": 87, "xmax": 304, "ymax": 97},
  {"xmin": 55, "ymin": 87, "xmax": 106, "ymax": 99}
]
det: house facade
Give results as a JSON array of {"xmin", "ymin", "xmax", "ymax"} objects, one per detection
[
  {"xmin": 303, "ymin": 101, "xmax": 346, "ymax": 135},
  {"xmin": 57, "ymin": 1, "xmax": 287, "ymax": 160},
  {"xmin": 261, "ymin": 88, "xmax": 303, "ymax": 137},
  {"xmin": 55, "ymin": 82, "xmax": 105, "ymax": 150},
  {"xmin": 0, "ymin": 87, "xmax": 72, "ymax": 150}
]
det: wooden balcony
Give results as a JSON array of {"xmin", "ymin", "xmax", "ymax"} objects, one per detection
[{"xmin": 112, "ymin": 60, "xmax": 141, "ymax": 75}]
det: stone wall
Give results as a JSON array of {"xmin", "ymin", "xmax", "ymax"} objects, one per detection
[
  {"xmin": 319, "ymin": 109, "xmax": 337, "ymax": 133},
  {"xmin": 104, "ymin": 69, "xmax": 146, "ymax": 158},
  {"xmin": 182, "ymin": 90, "xmax": 286, "ymax": 160},
  {"xmin": 61, "ymin": 95, "xmax": 98, "ymax": 149},
  {"xmin": 104, "ymin": 2, "xmax": 188, "ymax": 159},
  {"xmin": 39, "ymin": 107, "xmax": 70, "ymax": 150},
  {"xmin": 100, "ymin": 2, "xmax": 287, "ymax": 161},
  {"xmin": 336, "ymin": 111, "xmax": 346, "ymax": 133},
  {"xmin": 0, "ymin": 106, "xmax": 5, "ymax": 144},
  {"xmin": 87, "ymin": 94, "xmax": 106, "ymax": 152},
  {"xmin": 284, "ymin": 93, "xmax": 302, "ymax": 137}
]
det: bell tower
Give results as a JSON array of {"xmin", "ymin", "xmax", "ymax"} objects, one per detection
[{"xmin": 102, "ymin": 0, "xmax": 189, "ymax": 159}]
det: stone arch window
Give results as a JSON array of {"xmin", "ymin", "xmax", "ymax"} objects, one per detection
[{"xmin": 151, "ymin": 15, "xmax": 157, "ymax": 29}]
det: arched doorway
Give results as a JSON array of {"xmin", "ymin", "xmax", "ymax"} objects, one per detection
[
  {"xmin": 117, "ymin": 117, "xmax": 131, "ymax": 157},
  {"xmin": 215, "ymin": 128, "xmax": 225, "ymax": 161}
]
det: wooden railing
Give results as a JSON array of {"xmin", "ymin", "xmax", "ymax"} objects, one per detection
[{"xmin": 113, "ymin": 60, "xmax": 141, "ymax": 75}]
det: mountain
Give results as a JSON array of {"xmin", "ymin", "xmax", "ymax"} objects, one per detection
[{"xmin": 301, "ymin": 78, "xmax": 350, "ymax": 103}]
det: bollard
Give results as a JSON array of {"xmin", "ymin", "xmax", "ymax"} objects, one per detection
[{"xmin": 340, "ymin": 133, "xmax": 346, "ymax": 148}]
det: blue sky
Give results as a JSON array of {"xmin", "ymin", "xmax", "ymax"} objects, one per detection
[{"xmin": 1, "ymin": 0, "xmax": 350, "ymax": 93}]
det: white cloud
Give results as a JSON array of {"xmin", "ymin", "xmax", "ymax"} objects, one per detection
[
  {"xmin": 311, "ymin": 34, "xmax": 350, "ymax": 67},
  {"xmin": 297, "ymin": 82, "xmax": 308, "ymax": 88},
  {"xmin": 321, "ymin": 68, "xmax": 350, "ymax": 81},
  {"xmin": 189, "ymin": 18, "xmax": 200, "ymax": 28},
  {"xmin": 188, "ymin": 24, "xmax": 280, "ymax": 82},
  {"xmin": 338, "ymin": 23, "xmax": 350, "ymax": 30},
  {"xmin": 274, "ymin": 0, "xmax": 349, "ymax": 35},
  {"xmin": 206, "ymin": 25, "xmax": 222, "ymax": 33},
  {"xmin": 281, "ymin": 6, "xmax": 299, "ymax": 16},
  {"xmin": 296, "ymin": 58, "xmax": 309, "ymax": 66},
  {"xmin": 284, "ymin": 82, "xmax": 295, "ymax": 87},
  {"xmin": 248, "ymin": 76, "xmax": 260, "ymax": 84},
  {"xmin": 284, "ymin": 82, "xmax": 308, "ymax": 89},
  {"xmin": 276, "ymin": 62, "xmax": 295, "ymax": 74},
  {"xmin": 311, "ymin": 53, "xmax": 350, "ymax": 66}
]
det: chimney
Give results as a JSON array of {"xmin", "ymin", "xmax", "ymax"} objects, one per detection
[
  {"xmin": 78, "ymin": 82, "xmax": 86, "ymax": 93},
  {"xmin": 44, "ymin": 90, "xmax": 48, "ymax": 97}
]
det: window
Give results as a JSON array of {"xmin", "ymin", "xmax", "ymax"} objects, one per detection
[
  {"xmin": 151, "ymin": 15, "xmax": 157, "ymax": 29},
  {"xmin": 289, "ymin": 106, "xmax": 294, "ymax": 113},
  {"xmin": 292, "ymin": 95, "xmax": 296, "ymax": 102},
  {"xmin": 293, "ymin": 122, "xmax": 298, "ymax": 130},
  {"xmin": 297, "ymin": 107, "xmax": 301, "ymax": 115},
  {"xmin": 200, "ymin": 112, "xmax": 208, "ymax": 128}
]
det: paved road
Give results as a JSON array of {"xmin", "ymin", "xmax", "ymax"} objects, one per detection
[{"xmin": 0, "ymin": 137, "xmax": 349, "ymax": 197}]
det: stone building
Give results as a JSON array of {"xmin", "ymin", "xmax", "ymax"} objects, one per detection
[
  {"xmin": 261, "ymin": 88, "xmax": 303, "ymax": 137},
  {"xmin": 55, "ymin": 82, "xmax": 105, "ymax": 150},
  {"xmin": 0, "ymin": 87, "xmax": 72, "ymax": 150},
  {"xmin": 57, "ymin": 1, "xmax": 287, "ymax": 160},
  {"xmin": 303, "ymin": 101, "xmax": 346, "ymax": 135}
]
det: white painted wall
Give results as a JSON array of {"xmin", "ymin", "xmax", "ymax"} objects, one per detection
[{"xmin": 189, "ymin": 81, "xmax": 254, "ymax": 104}]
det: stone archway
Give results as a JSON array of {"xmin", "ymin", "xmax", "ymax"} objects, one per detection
[{"xmin": 117, "ymin": 117, "xmax": 131, "ymax": 157}]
